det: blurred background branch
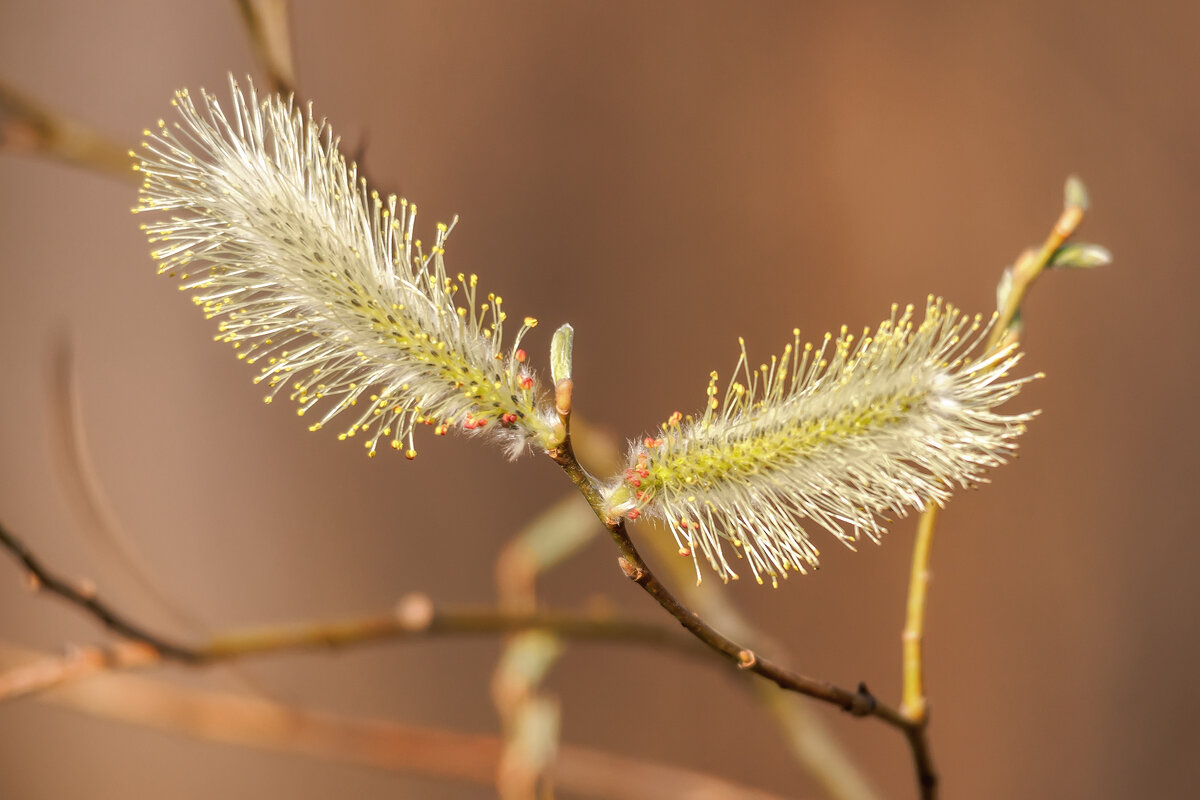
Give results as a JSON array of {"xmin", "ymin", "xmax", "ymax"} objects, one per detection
[
  {"xmin": 233, "ymin": 0, "xmax": 296, "ymax": 97},
  {"xmin": 0, "ymin": 79, "xmax": 132, "ymax": 180},
  {"xmin": 0, "ymin": 643, "xmax": 791, "ymax": 800}
]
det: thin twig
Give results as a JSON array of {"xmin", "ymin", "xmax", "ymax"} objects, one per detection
[
  {"xmin": 900, "ymin": 504, "xmax": 939, "ymax": 722},
  {"xmin": 897, "ymin": 178, "xmax": 1093, "ymax": 795},
  {"xmin": 547, "ymin": 431, "xmax": 917, "ymax": 728},
  {"xmin": 0, "ymin": 521, "xmax": 200, "ymax": 662},
  {"xmin": 0, "ymin": 602, "xmax": 703, "ymax": 703},
  {"xmin": 569, "ymin": 413, "xmax": 881, "ymax": 800},
  {"xmin": 0, "ymin": 641, "xmax": 158, "ymax": 701},
  {"xmin": 500, "ymin": 419, "xmax": 880, "ymax": 798},
  {"xmin": 202, "ymin": 599, "xmax": 702, "ymax": 662},
  {"xmin": 901, "ymin": 183, "xmax": 1091, "ymax": 718},
  {"xmin": 547, "ymin": 385, "xmax": 886, "ymax": 715},
  {"xmin": 548, "ymin": 379, "xmax": 935, "ymax": 795}
]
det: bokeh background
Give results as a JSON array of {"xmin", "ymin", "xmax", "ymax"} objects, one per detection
[{"xmin": 1, "ymin": 2, "xmax": 1197, "ymax": 798}]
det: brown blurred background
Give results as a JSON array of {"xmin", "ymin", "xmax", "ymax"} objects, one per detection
[{"xmin": 1, "ymin": 1, "xmax": 1197, "ymax": 798}]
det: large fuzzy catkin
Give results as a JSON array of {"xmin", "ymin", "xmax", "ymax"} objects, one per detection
[
  {"xmin": 134, "ymin": 78, "xmax": 559, "ymax": 459},
  {"xmin": 602, "ymin": 299, "xmax": 1038, "ymax": 585}
]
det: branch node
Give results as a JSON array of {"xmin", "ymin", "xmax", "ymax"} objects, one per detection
[
  {"xmin": 394, "ymin": 592, "xmax": 435, "ymax": 631},
  {"xmin": 851, "ymin": 682, "xmax": 878, "ymax": 717},
  {"xmin": 736, "ymin": 649, "xmax": 757, "ymax": 669},
  {"xmin": 616, "ymin": 556, "xmax": 644, "ymax": 582},
  {"xmin": 76, "ymin": 577, "xmax": 97, "ymax": 600}
]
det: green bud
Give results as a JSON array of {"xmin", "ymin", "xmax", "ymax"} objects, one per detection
[
  {"xmin": 551, "ymin": 323, "xmax": 574, "ymax": 384},
  {"xmin": 1064, "ymin": 175, "xmax": 1090, "ymax": 211},
  {"xmin": 1050, "ymin": 242, "xmax": 1112, "ymax": 269}
]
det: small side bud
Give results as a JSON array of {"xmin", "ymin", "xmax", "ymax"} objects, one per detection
[
  {"xmin": 617, "ymin": 556, "xmax": 645, "ymax": 581},
  {"xmin": 550, "ymin": 323, "xmax": 574, "ymax": 385},
  {"xmin": 1064, "ymin": 174, "xmax": 1089, "ymax": 211},
  {"xmin": 394, "ymin": 592, "xmax": 435, "ymax": 630},
  {"xmin": 1049, "ymin": 242, "xmax": 1112, "ymax": 270}
]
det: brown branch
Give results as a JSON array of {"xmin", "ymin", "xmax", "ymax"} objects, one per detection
[
  {"xmin": 546, "ymin": 378, "xmax": 931, "ymax": 793},
  {"xmin": 0, "ymin": 520, "xmax": 200, "ymax": 662},
  {"xmin": 0, "ymin": 508, "xmax": 902, "ymax": 792},
  {"xmin": 0, "ymin": 643, "xmax": 791, "ymax": 800},
  {"xmin": 614, "ymin": 521, "xmax": 898, "ymax": 718},
  {"xmin": 0, "ymin": 599, "xmax": 704, "ymax": 703},
  {"xmin": 201, "ymin": 598, "xmax": 703, "ymax": 662},
  {"xmin": 0, "ymin": 519, "xmax": 707, "ymax": 701},
  {"xmin": 547, "ymin": 433, "xmax": 920, "ymax": 730},
  {"xmin": 569, "ymin": 411, "xmax": 881, "ymax": 800}
]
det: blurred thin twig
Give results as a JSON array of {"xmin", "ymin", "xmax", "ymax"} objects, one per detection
[
  {"xmin": 0, "ymin": 79, "xmax": 133, "ymax": 181},
  {"xmin": 493, "ymin": 496, "xmax": 600, "ymax": 799},
  {"xmin": 48, "ymin": 340, "xmax": 209, "ymax": 634},
  {"xmin": 234, "ymin": 0, "xmax": 297, "ymax": 96}
]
